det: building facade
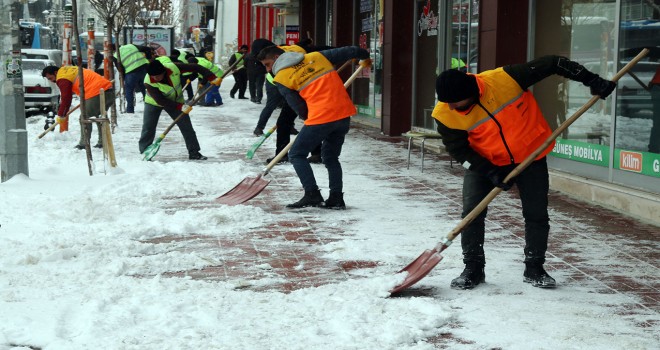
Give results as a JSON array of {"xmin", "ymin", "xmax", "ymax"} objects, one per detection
[{"xmin": 231, "ymin": 0, "xmax": 659, "ymax": 220}]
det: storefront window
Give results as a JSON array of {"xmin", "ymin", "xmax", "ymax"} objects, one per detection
[
  {"xmin": 412, "ymin": 0, "xmax": 440, "ymax": 130},
  {"xmin": 353, "ymin": 0, "xmax": 382, "ymax": 121},
  {"xmin": 453, "ymin": 0, "xmax": 478, "ymax": 74},
  {"xmin": 537, "ymin": 0, "xmax": 659, "ymax": 189},
  {"xmin": 536, "ymin": 1, "xmax": 617, "ymax": 172},
  {"xmin": 412, "ymin": 0, "xmax": 478, "ymax": 131},
  {"xmin": 616, "ymin": 0, "xmax": 659, "ymax": 158}
]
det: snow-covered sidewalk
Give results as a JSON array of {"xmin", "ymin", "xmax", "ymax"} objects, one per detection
[{"xmin": 1, "ymin": 79, "xmax": 658, "ymax": 349}]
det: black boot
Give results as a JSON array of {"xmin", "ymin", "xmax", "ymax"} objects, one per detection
[
  {"xmin": 450, "ymin": 261, "xmax": 485, "ymax": 290},
  {"xmin": 523, "ymin": 262, "xmax": 556, "ymax": 288},
  {"xmin": 189, "ymin": 151, "xmax": 208, "ymax": 160},
  {"xmin": 322, "ymin": 192, "xmax": 345, "ymax": 210},
  {"xmin": 286, "ymin": 190, "xmax": 324, "ymax": 208}
]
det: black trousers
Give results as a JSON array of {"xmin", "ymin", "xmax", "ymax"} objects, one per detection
[
  {"xmin": 248, "ymin": 73, "xmax": 265, "ymax": 102},
  {"xmin": 139, "ymin": 103, "xmax": 201, "ymax": 155},
  {"xmin": 460, "ymin": 157, "xmax": 550, "ymax": 265},
  {"xmin": 230, "ymin": 69, "xmax": 248, "ymax": 98}
]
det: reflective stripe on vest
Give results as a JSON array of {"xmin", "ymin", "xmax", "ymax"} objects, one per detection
[
  {"xmin": 117, "ymin": 44, "xmax": 148, "ymax": 73},
  {"xmin": 431, "ymin": 68, "xmax": 554, "ymax": 165},
  {"xmin": 144, "ymin": 62, "xmax": 183, "ymax": 107}
]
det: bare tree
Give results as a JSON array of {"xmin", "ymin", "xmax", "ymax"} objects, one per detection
[
  {"xmin": 136, "ymin": 0, "xmax": 161, "ymax": 45},
  {"xmin": 87, "ymin": 0, "xmax": 131, "ymax": 127}
]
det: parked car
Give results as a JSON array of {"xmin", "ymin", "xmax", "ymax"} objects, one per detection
[
  {"xmin": 21, "ymin": 48, "xmax": 62, "ymax": 66},
  {"xmin": 22, "ymin": 58, "xmax": 60, "ymax": 114}
]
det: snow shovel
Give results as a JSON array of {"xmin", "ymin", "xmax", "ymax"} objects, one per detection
[
  {"xmin": 246, "ymin": 124, "xmax": 278, "ymax": 159},
  {"xmin": 217, "ymin": 136, "xmax": 296, "ymax": 205},
  {"xmin": 37, "ymin": 104, "xmax": 80, "ymax": 139},
  {"xmin": 390, "ymin": 48, "xmax": 650, "ymax": 295},
  {"xmin": 217, "ymin": 63, "xmax": 368, "ymax": 205},
  {"xmin": 142, "ymin": 56, "xmax": 245, "ymax": 161}
]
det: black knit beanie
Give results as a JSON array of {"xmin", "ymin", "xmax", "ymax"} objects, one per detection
[
  {"xmin": 436, "ymin": 69, "xmax": 479, "ymax": 103},
  {"xmin": 251, "ymin": 38, "xmax": 276, "ymax": 56},
  {"xmin": 147, "ymin": 60, "xmax": 166, "ymax": 76}
]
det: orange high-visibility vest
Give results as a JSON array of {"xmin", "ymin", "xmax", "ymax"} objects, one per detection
[
  {"xmin": 432, "ymin": 68, "xmax": 554, "ymax": 165},
  {"xmin": 57, "ymin": 66, "xmax": 113, "ymax": 99},
  {"xmin": 274, "ymin": 52, "xmax": 355, "ymax": 125}
]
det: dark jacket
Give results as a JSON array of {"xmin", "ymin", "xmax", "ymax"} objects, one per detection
[{"xmin": 245, "ymin": 53, "xmax": 267, "ymax": 77}]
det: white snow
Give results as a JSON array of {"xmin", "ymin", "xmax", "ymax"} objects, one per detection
[{"xmin": 1, "ymin": 77, "xmax": 657, "ymax": 350}]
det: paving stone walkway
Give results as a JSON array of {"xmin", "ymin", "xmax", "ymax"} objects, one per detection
[{"xmin": 129, "ymin": 102, "xmax": 658, "ymax": 347}]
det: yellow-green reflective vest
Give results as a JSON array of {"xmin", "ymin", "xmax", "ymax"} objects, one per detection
[
  {"xmin": 195, "ymin": 57, "xmax": 223, "ymax": 79},
  {"xmin": 116, "ymin": 44, "xmax": 149, "ymax": 73},
  {"xmin": 234, "ymin": 52, "xmax": 244, "ymax": 70},
  {"xmin": 156, "ymin": 56, "xmax": 173, "ymax": 64},
  {"xmin": 143, "ymin": 62, "xmax": 184, "ymax": 107}
]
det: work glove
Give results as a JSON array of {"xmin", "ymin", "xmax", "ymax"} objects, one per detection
[
  {"xmin": 181, "ymin": 104, "xmax": 193, "ymax": 114},
  {"xmin": 211, "ymin": 76, "xmax": 223, "ymax": 86},
  {"xmin": 485, "ymin": 164, "xmax": 517, "ymax": 191},
  {"xmin": 56, "ymin": 115, "xmax": 67, "ymax": 124},
  {"xmin": 359, "ymin": 58, "xmax": 372, "ymax": 68},
  {"xmin": 587, "ymin": 77, "xmax": 616, "ymax": 99}
]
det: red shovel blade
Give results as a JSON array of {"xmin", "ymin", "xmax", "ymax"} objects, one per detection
[
  {"xmin": 216, "ymin": 175, "xmax": 271, "ymax": 205},
  {"xmin": 390, "ymin": 249, "xmax": 444, "ymax": 295}
]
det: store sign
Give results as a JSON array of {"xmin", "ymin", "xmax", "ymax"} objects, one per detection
[
  {"xmin": 619, "ymin": 151, "xmax": 642, "ymax": 172},
  {"xmin": 418, "ymin": 0, "xmax": 438, "ymax": 37},
  {"xmin": 551, "ymin": 138, "xmax": 660, "ymax": 177},
  {"xmin": 615, "ymin": 150, "xmax": 660, "ymax": 177},
  {"xmin": 124, "ymin": 26, "xmax": 175, "ymax": 56},
  {"xmin": 360, "ymin": 0, "xmax": 372, "ymax": 13},
  {"xmin": 551, "ymin": 138, "xmax": 607, "ymax": 166},
  {"xmin": 285, "ymin": 25, "xmax": 299, "ymax": 46}
]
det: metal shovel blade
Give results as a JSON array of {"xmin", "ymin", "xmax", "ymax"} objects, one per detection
[
  {"xmin": 390, "ymin": 249, "xmax": 443, "ymax": 295},
  {"xmin": 216, "ymin": 175, "xmax": 271, "ymax": 205}
]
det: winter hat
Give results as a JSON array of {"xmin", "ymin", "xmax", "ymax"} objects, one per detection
[
  {"xmin": 240, "ymin": 44, "xmax": 249, "ymax": 50},
  {"xmin": 147, "ymin": 60, "xmax": 166, "ymax": 76},
  {"xmin": 436, "ymin": 69, "xmax": 479, "ymax": 103},
  {"xmin": 251, "ymin": 38, "xmax": 276, "ymax": 56}
]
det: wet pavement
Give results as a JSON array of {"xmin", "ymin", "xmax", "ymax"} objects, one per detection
[{"xmin": 128, "ymin": 104, "xmax": 659, "ymax": 347}]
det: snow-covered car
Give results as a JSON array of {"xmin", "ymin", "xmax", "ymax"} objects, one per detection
[
  {"xmin": 21, "ymin": 48, "xmax": 62, "ymax": 66},
  {"xmin": 22, "ymin": 58, "xmax": 60, "ymax": 114}
]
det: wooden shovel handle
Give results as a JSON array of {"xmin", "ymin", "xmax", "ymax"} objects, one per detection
[{"xmin": 437, "ymin": 48, "xmax": 650, "ymax": 249}]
